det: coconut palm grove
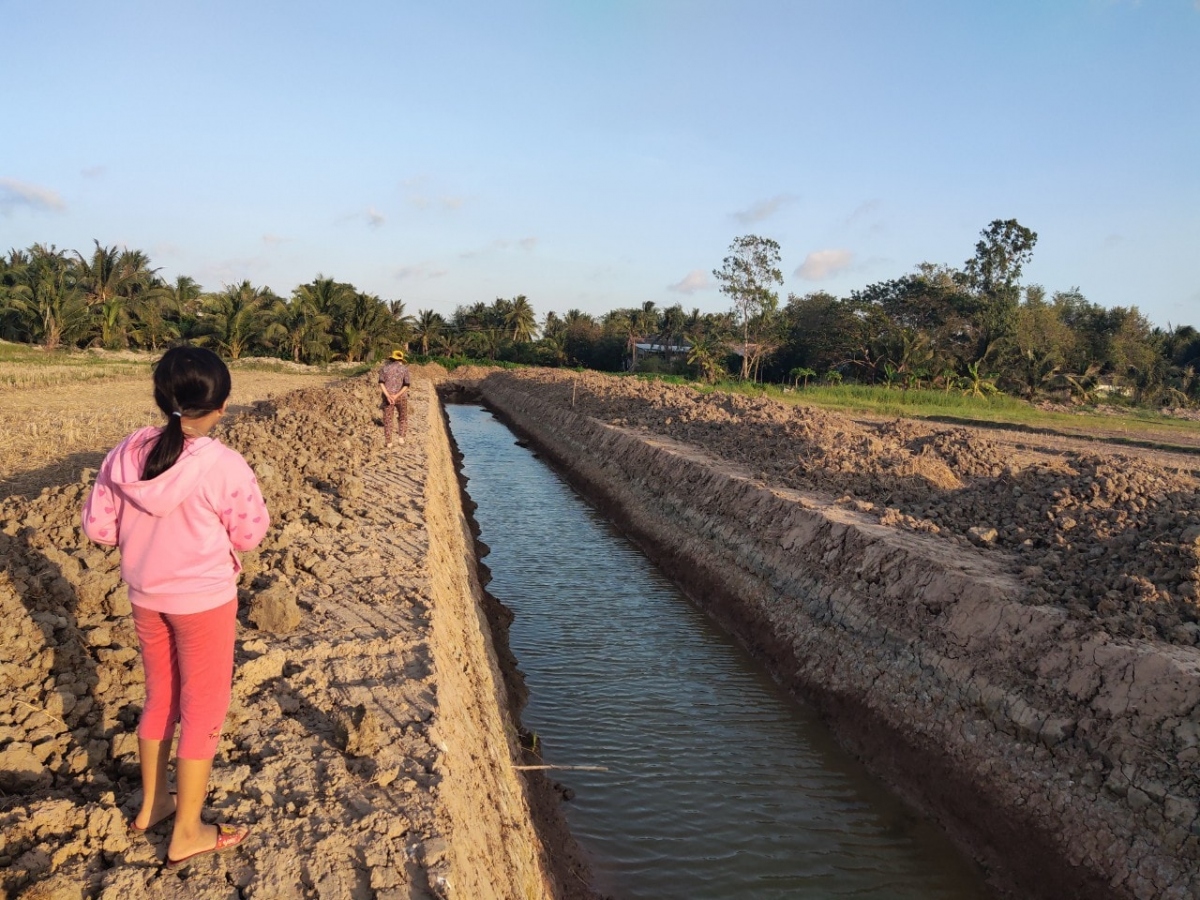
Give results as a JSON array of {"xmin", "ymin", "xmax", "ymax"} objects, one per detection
[{"xmin": 3, "ymin": 221, "xmax": 1198, "ymax": 408}]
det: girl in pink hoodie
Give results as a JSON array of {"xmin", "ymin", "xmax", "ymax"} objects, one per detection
[{"xmin": 83, "ymin": 346, "xmax": 269, "ymax": 868}]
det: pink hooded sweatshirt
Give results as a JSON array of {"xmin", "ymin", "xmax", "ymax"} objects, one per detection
[{"xmin": 82, "ymin": 426, "xmax": 270, "ymax": 614}]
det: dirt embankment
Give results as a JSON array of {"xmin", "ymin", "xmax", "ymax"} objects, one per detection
[
  {"xmin": 462, "ymin": 368, "xmax": 1200, "ymax": 900},
  {"xmin": 1, "ymin": 371, "xmax": 556, "ymax": 899}
]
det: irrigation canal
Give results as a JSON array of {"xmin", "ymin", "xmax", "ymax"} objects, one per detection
[{"xmin": 446, "ymin": 403, "xmax": 994, "ymax": 900}]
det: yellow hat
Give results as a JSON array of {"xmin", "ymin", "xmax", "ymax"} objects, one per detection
[{"xmin": 390, "ymin": 349, "xmax": 406, "ymax": 361}]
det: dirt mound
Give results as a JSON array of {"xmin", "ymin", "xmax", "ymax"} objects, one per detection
[{"xmin": 488, "ymin": 370, "xmax": 1200, "ymax": 645}]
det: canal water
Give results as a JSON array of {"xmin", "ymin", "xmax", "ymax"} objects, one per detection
[{"xmin": 446, "ymin": 403, "xmax": 993, "ymax": 900}]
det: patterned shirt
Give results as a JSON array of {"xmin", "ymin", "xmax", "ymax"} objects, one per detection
[{"xmin": 378, "ymin": 360, "xmax": 411, "ymax": 396}]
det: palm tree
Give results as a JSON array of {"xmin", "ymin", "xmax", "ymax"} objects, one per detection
[
  {"xmin": 505, "ymin": 294, "xmax": 537, "ymax": 343},
  {"xmin": 564, "ymin": 309, "xmax": 596, "ymax": 330},
  {"xmin": 168, "ymin": 275, "xmax": 204, "ymax": 316},
  {"xmin": 687, "ymin": 333, "xmax": 727, "ymax": 384},
  {"xmin": 431, "ymin": 329, "xmax": 461, "ymax": 357},
  {"xmin": 542, "ymin": 311, "xmax": 565, "ymax": 342},
  {"xmin": 267, "ymin": 291, "xmax": 332, "ymax": 363},
  {"xmin": 11, "ymin": 245, "xmax": 90, "ymax": 349},
  {"xmin": 294, "ymin": 276, "xmax": 355, "ymax": 356},
  {"xmin": 414, "ymin": 309, "xmax": 445, "ymax": 355},
  {"xmin": 656, "ymin": 304, "xmax": 689, "ymax": 365},
  {"xmin": 604, "ymin": 307, "xmax": 656, "ymax": 372},
  {"xmin": 389, "ymin": 299, "xmax": 416, "ymax": 348},
  {"xmin": 73, "ymin": 241, "xmax": 124, "ymax": 307},
  {"xmin": 74, "ymin": 242, "xmax": 163, "ymax": 348},
  {"xmin": 340, "ymin": 292, "xmax": 402, "ymax": 362},
  {"xmin": 201, "ymin": 281, "xmax": 272, "ymax": 359},
  {"xmin": 0, "ymin": 249, "xmax": 32, "ymax": 341},
  {"xmin": 97, "ymin": 296, "xmax": 133, "ymax": 349},
  {"xmin": 1014, "ymin": 347, "xmax": 1061, "ymax": 400}
]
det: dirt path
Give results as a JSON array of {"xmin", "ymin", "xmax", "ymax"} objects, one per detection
[{"xmin": 1, "ymin": 371, "xmax": 555, "ymax": 899}]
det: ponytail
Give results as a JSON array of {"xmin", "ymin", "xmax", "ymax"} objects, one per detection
[
  {"xmin": 142, "ymin": 411, "xmax": 188, "ymax": 481},
  {"xmin": 141, "ymin": 347, "xmax": 232, "ymax": 481}
]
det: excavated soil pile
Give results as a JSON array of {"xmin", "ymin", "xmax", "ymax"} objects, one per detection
[
  {"xmin": 463, "ymin": 367, "xmax": 1200, "ymax": 900},
  {"xmin": 503, "ymin": 369, "xmax": 1200, "ymax": 645},
  {"xmin": 1, "ymin": 371, "xmax": 554, "ymax": 900}
]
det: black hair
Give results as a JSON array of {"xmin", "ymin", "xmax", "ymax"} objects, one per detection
[{"xmin": 142, "ymin": 346, "xmax": 232, "ymax": 481}]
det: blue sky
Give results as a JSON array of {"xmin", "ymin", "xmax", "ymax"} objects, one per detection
[{"xmin": 2, "ymin": 0, "xmax": 1197, "ymax": 327}]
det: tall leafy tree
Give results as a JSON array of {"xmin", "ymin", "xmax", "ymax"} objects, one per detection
[
  {"xmin": 201, "ymin": 280, "xmax": 273, "ymax": 359},
  {"xmin": 505, "ymin": 294, "xmax": 537, "ymax": 342},
  {"xmin": 341, "ymin": 292, "xmax": 400, "ymax": 362},
  {"xmin": 294, "ymin": 276, "xmax": 355, "ymax": 356},
  {"xmin": 603, "ymin": 304, "xmax": 657, "ymax": 372},
  {"xmin": 0, "ymin": 249, "xmax": 32, "ymax": 341},
  {"xmin": 10, "ymin": 244, "xmax": 90, "ymax": 349},
  {"xmin": 413, "ymin": 309, "xmax": 445, "ymax": 355},
  {"xmin": 713, "ymin": 235, "xmax": 783, "ymax": 380},
  {"xmin": 267, "ymin": 290, "xmax": 332, "ymax": 363},
  {"xmin": 658, "ymin": 303, "xmax": 689, "ymax": 364},
  {"xmin": 73, "ymin": 242, "xmax": 164, "ymax": 348},
  {"xmin": 779, "ymin": 291, "xmax": 863, "ymax": 377},
  {"xmin": 962, "ymin": 219, "xmax": 1038, "ymax": 362}
]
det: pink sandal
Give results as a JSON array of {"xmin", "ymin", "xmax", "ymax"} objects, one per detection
[{"xmin": 166, "ymin": 823, "xmax": 250, "ymax": 868}]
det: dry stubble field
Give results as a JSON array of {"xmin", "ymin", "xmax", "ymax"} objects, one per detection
[{"xmin": 0, "ymin": 346, "xmax": 348, "ymax": 499}]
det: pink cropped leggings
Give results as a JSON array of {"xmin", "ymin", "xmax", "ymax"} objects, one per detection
[{"xmin": 131, "ymin": 598, "xmax": 237, "ymax": 760}]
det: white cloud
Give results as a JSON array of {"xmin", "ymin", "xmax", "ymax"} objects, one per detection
[
  {"xmin": 0, "ymin": 178, "xmax": 66, "ymax": 214},
  {"xmin": 733, "ymin": 193, "xmax": 797, "ymax": 225},
  {"xmin": 151, "ymin": 241, "xmax": 184, "ymax": 259},
  {"xmin": 402, "ymin": 176, "xmax": 468, "ymax": 211},
  {"xmin": 395, "ymin": 263, "xmax": 448, "ymax": 281},
  {"xmin": 459, "ymin": 237, "xmax": 538, "ymax": 259},
  {"xmin": 844, "ymin": 199, "xmax": 881, "ymax": 226},
  {"xmin": 796, "ymin": 249, "xmax": 854, "ymax": 280},
  {"xmin": 366, "ymin": 207, "xmax": 385, "ymax": 229},
  {"xmin": 198, "ymin": 256, "xmax": 271, "ymax": 288},
  {"xmin": 407, "ymin": 193, "xmax": 466, "ymax": 211},
  {"xmin": 668, "ymin": 270, "xmax": 710, "ymax": 294},
  {"xmin": 262, "ymin": 234, "xmax": 292, "ymax": 245}
]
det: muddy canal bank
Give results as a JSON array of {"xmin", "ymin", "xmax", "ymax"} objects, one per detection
[{"xmin": 455, "ymin": 367, "xmax": 1200, "ymax": 900}]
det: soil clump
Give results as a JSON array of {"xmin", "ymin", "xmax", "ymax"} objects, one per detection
[{"xmin": 501, "ymin": 369, "xmax": 1200, "ymax": 646}]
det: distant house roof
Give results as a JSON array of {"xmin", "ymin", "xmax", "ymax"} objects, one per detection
[{"xmin": 634, "ymin": 342, "xmax": 691, "ymax": 353}]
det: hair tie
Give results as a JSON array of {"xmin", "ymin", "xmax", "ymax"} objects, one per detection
[{"xmin": 171, "ymin": 411, "xmax": 182, "ymax": 417}]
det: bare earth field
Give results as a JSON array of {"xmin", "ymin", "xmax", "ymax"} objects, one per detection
[{"xmin": 3, "ymin": 360, "xmax": 1199, "ymax": 899}]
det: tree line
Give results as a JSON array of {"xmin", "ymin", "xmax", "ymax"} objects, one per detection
[{"xmin": 2, "ymin": 223, "xmax": 1198, "ymax": 407}]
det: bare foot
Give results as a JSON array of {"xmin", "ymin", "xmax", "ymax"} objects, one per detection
[{"xmin": 130, "ymin": 794, "xmax": 176, "ymax": 832}]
